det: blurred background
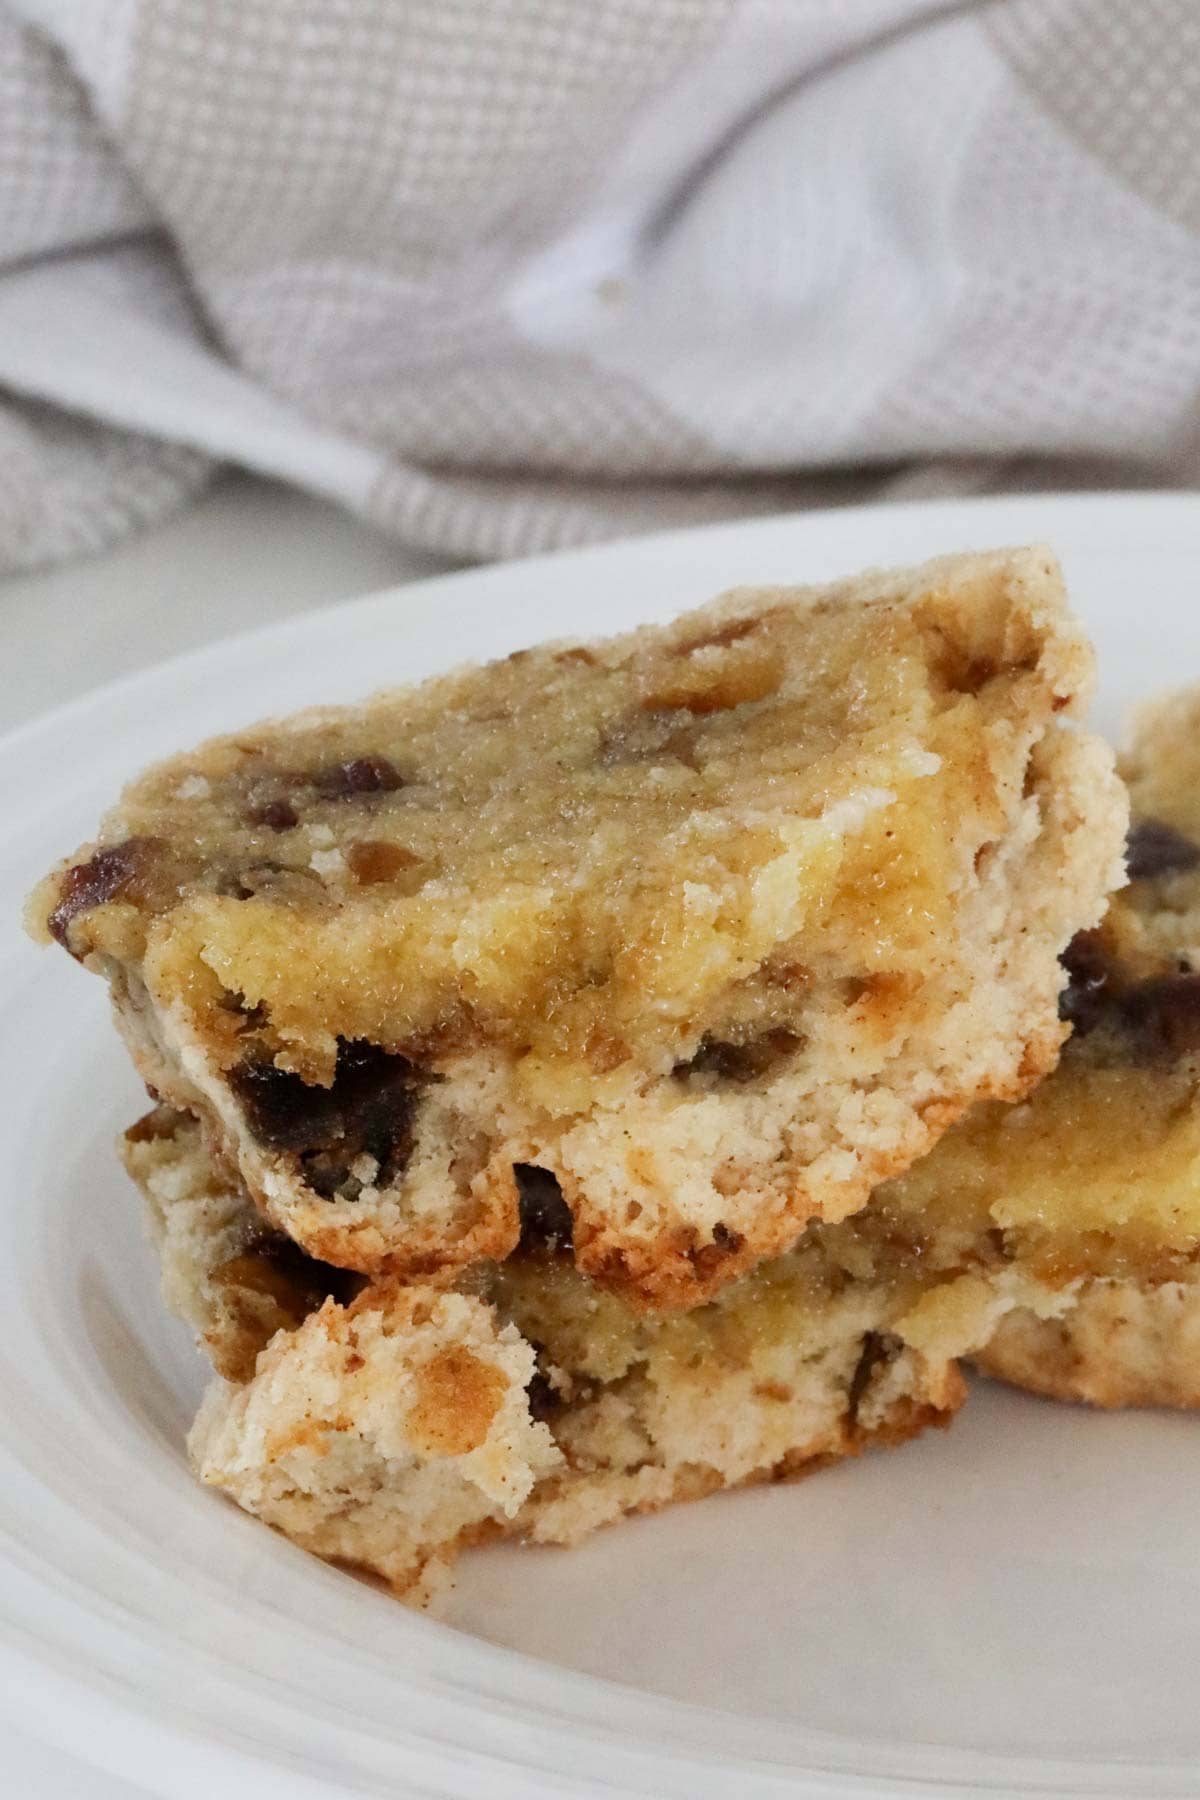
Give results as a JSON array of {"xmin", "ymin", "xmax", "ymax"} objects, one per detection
[{"xmin": 2, "ymin": 0, "xmax": 1199, "ymax": 725}]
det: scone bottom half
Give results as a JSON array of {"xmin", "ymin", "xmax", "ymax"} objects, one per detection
[
  {"xmin": 130, "ymin": 1106, "xmax": 968, "ymax": 1603},
  {"xmin": 29, "ymin": 547, "xmax": 1126, "ymax": 1310}
]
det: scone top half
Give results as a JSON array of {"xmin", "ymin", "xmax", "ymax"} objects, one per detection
[{"xmin": 29, "ymin": 547, "xmax": 1126, "ymax": 1308}]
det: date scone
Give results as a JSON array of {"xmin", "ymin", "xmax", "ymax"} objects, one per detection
[
  {"xmin": 32, "ymin": 549, "xmax": 1125, "ymax": 1307},
  {"xmin": 130, "ymin": 1108, "xmax": 976, "ymax": 1601},
  {"xmin": 951, "ymin": 687, "xmax": 1200, "ymax": 1407}
]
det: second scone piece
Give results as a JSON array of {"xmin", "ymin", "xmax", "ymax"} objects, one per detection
[
  {"xmin": 33, "ymin": 547, "xmax": 1125, "ymax": 1306},
  {"xmin": 882, "ymin": 685, "xmax": 1200, "ymax": 1409}
]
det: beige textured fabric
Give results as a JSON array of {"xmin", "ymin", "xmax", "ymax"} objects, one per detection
[
  {"xmin": 0, "ymin": 10, "xmax": 213, "ymax": 566},
  {"xmin": 2, "ymin": 0, "xmax": 1200, "ymax": 572},
  {"xmin": 0, "ymin": 14, "xmax": 147, "ymax": 260},
  {"xmin": 0, "ymin": 394, "xmax": 209, "ymax": 572},
  {"xmin": 990, "ymin": 0, "xmax": 1200, "ymax": 240}
]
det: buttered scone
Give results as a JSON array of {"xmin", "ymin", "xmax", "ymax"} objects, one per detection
[
  {"xmin": 129, "ymin": 1108, "xmax": 971, "ymax": 1600},
  {"xmin": 31, "ymin": 549, "xmax": 1123, "ymax": 1309}
]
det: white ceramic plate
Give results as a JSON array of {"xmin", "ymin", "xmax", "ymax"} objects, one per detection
[{"xmin": 3, "ymin": 492, "xmax": 1199, "ymax": 1800}]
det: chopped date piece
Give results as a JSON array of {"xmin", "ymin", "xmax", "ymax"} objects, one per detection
[
  {"xmin": 516, "ymin": 1165, "xmax": 574, "ymax": 1253},
  {"xmin": 231, "ymin": 1038, "xmax": 424, "ymax": 1193},
  {"xmin": 215, "ymin": 1234, "xmax": 363, "ymax": 1314},
  {"xmin": 525, "ymin": 1368, "xmax": 565, "ymax": 1423},
  {"xmin": 312, "ymin": 757, "xmax": 404, "ymax": 800},
  {"xmin": 47, "ymin": 837, "xmax": 162, "ymax": 949},
  {"xmin": 848, "ymin": 1330, "xmax": 893, "ymax": 1420},
  {"xmin": 1061, "ymin": 929, "xmax": 1200, "ymax": 1059},
  {"xmin": 673, "ymin": 616, "xmax": 761, "ymax": 656},
  {"xmin": 300, "ymin": 1150, "xmax": 366, "ymax": 1201},
  {"xmin": 1125, "ymin": 818, "xmax": 1200, "ymax": 881},
  {"xmin": 1058, "ymin": 930, "xmax": 1115, "ymax": 1037},
  {"xmin": 673, "ymin": 1031, "xmax": 801, "ymax": 1084},
  {"xmin": 218, "ymin": 862, "xmax": 326, "ymax": 904},
  {"xmin": 248, "ymin": 799, "xmax": 299, "ymax": 832},
  {"xmin": 687, "ymin": 1222, "xmax": 747, "ymax": 1279},
  {"xmin": 345, "ymin": 840, "xmax": 422, "ymax": 885}
]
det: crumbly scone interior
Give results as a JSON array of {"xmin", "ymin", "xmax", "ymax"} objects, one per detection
[
  {"xmin": 977, "ymin": 1275, "xmax": 1200, "ymax": 1409},
  {"xmin": 33, "ymin": 548, "xmax": 1126, "ymax": 1308}
]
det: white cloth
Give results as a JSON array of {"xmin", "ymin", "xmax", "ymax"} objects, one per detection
[{"xmin": 2, "ymin": 0, "xmax": 1199, "ymax": 573}]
